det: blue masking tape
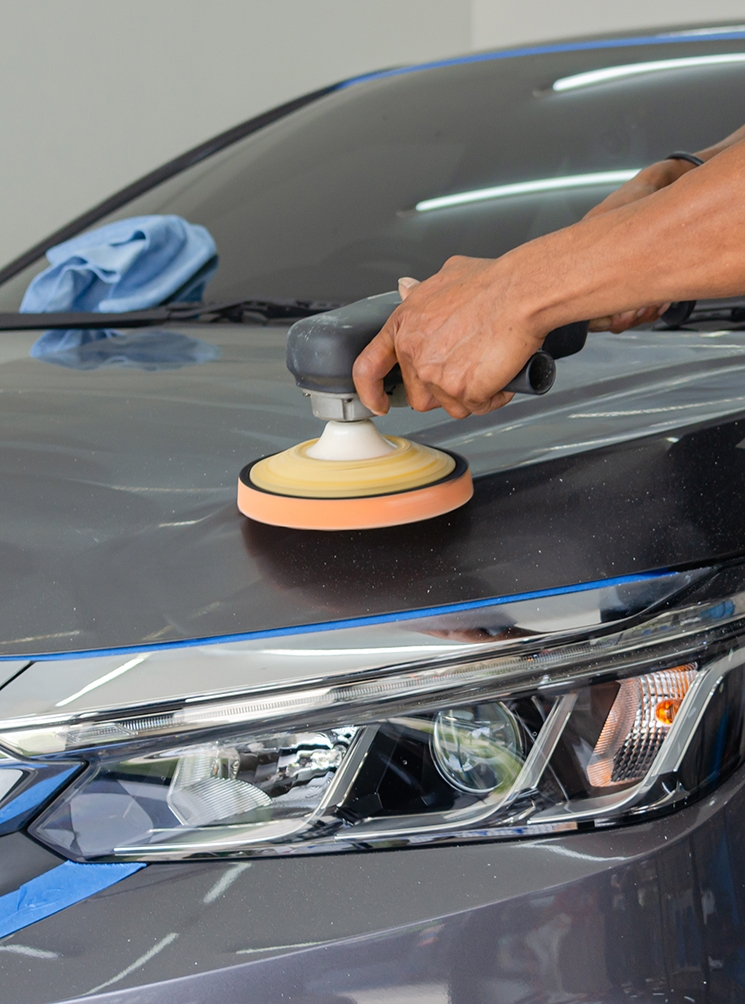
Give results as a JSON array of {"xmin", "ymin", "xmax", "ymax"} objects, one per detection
[
  {"xmin": 339, "ymin": 29, "xmax": 745, "ymax": 88},
  {"xmin": 0, "ymin": 569, "xmax": 676, "ymax": 662},
  {"xmin": 0, "ymin": 861, "xmax": 145, "ymax": 940},
  {"xmin": 0, "ymin": 769, "xmax": 79, "ymax": 827}
]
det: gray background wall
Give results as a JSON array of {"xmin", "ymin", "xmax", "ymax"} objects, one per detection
[{"xmin": 1, "ymin": 0, "xmax": 744, "ymax": 267}]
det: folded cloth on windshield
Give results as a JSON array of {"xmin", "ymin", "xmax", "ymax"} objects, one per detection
[{"xmin": 20, "ymin": 215, "xmax": 217, "ymax": 313}]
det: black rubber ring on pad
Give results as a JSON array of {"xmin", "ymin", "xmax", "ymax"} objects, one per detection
[{"xmin": 239, "ymin": 448, "xmax": 470, "ymax": 500}]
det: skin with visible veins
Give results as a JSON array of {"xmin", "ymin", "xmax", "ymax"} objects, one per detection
[{"xmin": 353, "ymin": 124, "xmax": 745, "ymax": 420}]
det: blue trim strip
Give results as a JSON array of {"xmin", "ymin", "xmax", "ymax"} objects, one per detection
[
  {"xmin": 338, "ymin": 29, "xmax": 745, "ymax": 88},
  {"xmin": 0, "ymin": 862, "xmax": 145, "ymax": 940},
  {"xmin": 0, "ymin": 569, "xmax": 675, "ymax": 662}
]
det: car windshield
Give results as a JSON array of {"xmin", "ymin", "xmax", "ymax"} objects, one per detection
[{"xmin": 2, "ymin": 37, "xmax": 745, "ymax": 309}]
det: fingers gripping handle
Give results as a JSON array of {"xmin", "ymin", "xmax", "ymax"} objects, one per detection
[{"xmin": 286, "ymin": 293, "xmax": 589, "ymax": 398}]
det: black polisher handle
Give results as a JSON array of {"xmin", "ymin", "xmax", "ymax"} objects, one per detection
[{"xmin": 286, "ymin": 291, "xmax": 589, "ymax": 398}]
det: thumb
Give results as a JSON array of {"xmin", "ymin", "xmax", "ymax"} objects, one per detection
[
  {"xmin": 353, "ymin": 321, "xmax": 398, "ymax": 415},
  {"xmin": 398, "ymin": 276, "xmax": 420, "ymax": 301}
]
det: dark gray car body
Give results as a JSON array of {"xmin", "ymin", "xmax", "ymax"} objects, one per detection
[{"xmin": 2, "ymin": 23, "xmax": 745, "ymax": 1004}]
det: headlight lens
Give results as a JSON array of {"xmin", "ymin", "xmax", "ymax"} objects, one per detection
[
  {"xmin": 5, "ymin": 589, "xmax": 745, "ymax": 861},
  {"xmin": 431, "ymin": 703, "xmax": 523, "ymax": 794}
]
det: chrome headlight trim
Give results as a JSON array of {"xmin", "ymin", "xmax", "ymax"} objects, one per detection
[
  {"xmin": 0, "ymin": 568, "xmax": 703, "ymax": 726},
  {"xmin": 0, "ymin": 581, "xmax": 736, "ymax": 760}
]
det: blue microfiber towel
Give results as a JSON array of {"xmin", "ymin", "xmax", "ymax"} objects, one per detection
[{"xmin": 20, "ymin": 215, "xmax": 217, "ymax": 314}]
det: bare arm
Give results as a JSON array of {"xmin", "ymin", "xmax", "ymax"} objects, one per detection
[
  {"xmin": 353, "ymin": 138, "xmax": 745, "ymax": 419},
  {"xmin": 584, "ymin": 123, "xmax": 745, "ymax": 331},
  {"xmin": 586, "ymin": 122, "xmax": 745, "ymax": 218}
]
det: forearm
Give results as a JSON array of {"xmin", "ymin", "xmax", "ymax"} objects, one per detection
[
  {"xmin": 354, "ymin": 131, "xmax": 745, "ymax": 420},
  {"xmin": 515, "ymin": 139, "xmax": 745, "ymax": 334},
  {"xmin": 583, "ymin": 123, "xmax": 745, "ymax": 221}
]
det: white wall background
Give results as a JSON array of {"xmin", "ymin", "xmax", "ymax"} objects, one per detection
[
  {"xmin": 1, "ymin": 0, "xmax": 744, "ymax": 267},
  {"xmin": 471, "ymin": 0, "xmax": 745, "ymax": 50}
]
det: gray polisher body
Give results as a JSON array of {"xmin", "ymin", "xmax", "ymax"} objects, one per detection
[{"xmin": 286, "ymin": 291, "xmax": 589, "ymax": 421}]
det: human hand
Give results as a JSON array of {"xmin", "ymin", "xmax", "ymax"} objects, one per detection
[
  {"xmin": 588, "ymin": 303, "xmax": 671, "ymax": 333},
  {"xmin": 353, "ymin": 255, "xmax": 545, "ymax": 418}
]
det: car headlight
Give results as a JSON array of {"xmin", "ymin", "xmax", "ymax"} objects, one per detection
[{"xmin": 2, "ymin": 585, "xmax": 745, "ymax": 861}]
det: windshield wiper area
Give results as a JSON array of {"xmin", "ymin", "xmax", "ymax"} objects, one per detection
[
  {"xmin": 656, "ymin": 297, "xmax": 745, "ymax": 330},
  {"xmin": 0, "ymin": 298, "xmax": 341, "ymax": 331}
]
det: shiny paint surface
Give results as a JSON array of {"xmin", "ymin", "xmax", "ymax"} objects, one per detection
[
  {"xmin": 0, "ymin": 324, "xmax": 743, "ymax": 657},
  {"xmin": 3, "ymin": 26, "xmax": 745, "ymax": 1004}
]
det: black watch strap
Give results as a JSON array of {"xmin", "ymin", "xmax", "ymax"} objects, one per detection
[{"xmin": 666, "ymin": 150, "xmax": 704, "ymax": 167}]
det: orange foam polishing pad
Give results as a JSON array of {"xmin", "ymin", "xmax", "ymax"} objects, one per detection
[{"xmin": 237, "ymin": 440, "xmax": 472, "ymax": 530}]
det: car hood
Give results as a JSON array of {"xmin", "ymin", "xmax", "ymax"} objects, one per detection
[{"xmin": 1, "ymin": 321, "xmax": 745, "ymax": 658}]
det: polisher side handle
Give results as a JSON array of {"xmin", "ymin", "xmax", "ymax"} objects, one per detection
[
  {"xmin": 504, "ymin": 351, "xmax": 556, "ymax": 395},
  {"xmin": 504, "ymin": 319, "xmax": 590, "ymax": 396},
  {"xmin": 542, "ymin": 320, "xmax": 589, "ymax": 359},
  {"xmin": 506, "ymin": 305, "xmax": 695, "ymax": 392}
]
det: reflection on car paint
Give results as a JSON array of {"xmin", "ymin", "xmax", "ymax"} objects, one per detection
[{"xmin": 30, "ymin": 328, "xmax": 220, "ymax": 370}]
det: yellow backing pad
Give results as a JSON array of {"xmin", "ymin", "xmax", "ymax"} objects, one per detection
[{"xmin": 249, "ymin": 436, "xmax": 455, "ymax": 499}]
